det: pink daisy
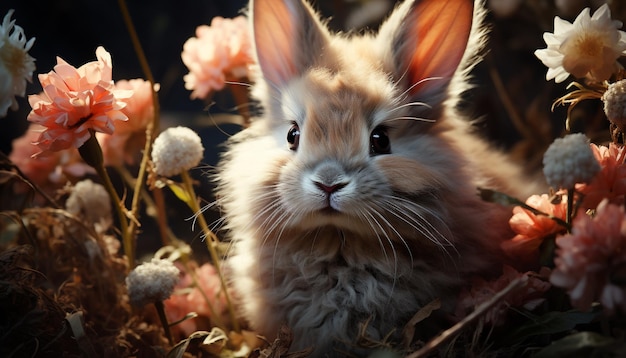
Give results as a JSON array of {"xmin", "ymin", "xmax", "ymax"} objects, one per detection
[
  {"xmin": 181, "ymin": 16, "xmax": 254, "ymax": 100},
  {"xmin": 551, "ymin": 200, "xmax": 626, "ymax": 313},
  {"xmin": 577, "ymin": 142, "xmax": 626, "ymax": 210},
  {"xmin": 27, "ymin": 46, "xmax": 132, "ymax": 155}
]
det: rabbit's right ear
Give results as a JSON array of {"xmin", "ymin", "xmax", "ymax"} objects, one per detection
[
  {"xmin": 251, "ymin": 0, "xmax": 329, "ymax": 87},
  {"xmin": 377, "ymin": 0, "xmax": 475, "ymax": 117}
]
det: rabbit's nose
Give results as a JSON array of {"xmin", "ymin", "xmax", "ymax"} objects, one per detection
[{"xmin": 314, "ymin": 181, "xmax": 347, "ymax": 194}]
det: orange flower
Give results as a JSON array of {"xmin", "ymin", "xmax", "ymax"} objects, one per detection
[
  {"xmin": 577, "ymin": 142, "xmax": 626, "ymax": 210},
  {"xmin": 502, "ymin": 194, "xmax": 568, "ymax": 268},
  {"xmin": 181, "ymin": 16, "xmax": 254, "ymax": 100},
  {"xmin": 27, "ymin": 46, "xmax": 132, "ymax": 155}
]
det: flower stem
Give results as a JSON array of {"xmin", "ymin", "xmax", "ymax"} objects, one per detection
[
  {"xmin": 154, "ymin": 300, "xmax": 173, "ymax": 346},
  {"xmin": 117, "ymin": 0, "xmax": 161, "ymax": 264},
  {"xmin": 180, "ymin": 170, "xmax": 239, "ymax": 332},
  {"xmin": 566, "ymin": 188, "xmax": 574, "ymax": 233},
  {"xmin": 78, "ymin": 131, "xmax": 133, "ymax": 268}
]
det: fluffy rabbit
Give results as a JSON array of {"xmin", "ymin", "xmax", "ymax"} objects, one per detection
[{"xmin": 216, "ymin": 0, "xmax": 532, "ymax": 355}]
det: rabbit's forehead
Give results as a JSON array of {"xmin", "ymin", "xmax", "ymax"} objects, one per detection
[{"xmin": 282, "ymin": 67, "xmax": 398, "ymax": 129}]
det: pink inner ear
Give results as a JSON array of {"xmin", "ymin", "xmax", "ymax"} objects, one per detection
[
  {"xmin": 407, "ymin": 0, "xmax": 473, "ymax": 95},
  {"xmin": 253, "ymin": 0, "xmax": 298, "ymax": 86}
]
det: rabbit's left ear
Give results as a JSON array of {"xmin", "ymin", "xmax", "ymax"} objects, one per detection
[{"xmin": 378, "ymin": 0, "xmax": 474, "ymax": 111}]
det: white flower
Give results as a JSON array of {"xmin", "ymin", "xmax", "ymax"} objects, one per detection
[
  {"xmin": 151, "ymin": 126, "xmax": 204, "ymax": 177},
  {"xmin": 0, "ymin": 9, "xmax": 35, "ymax": 117},
  {"xmin": 126, "ymin": 258, "xmax": 180, "ymax": 307},
  {"xmin": 534, "ymin": 4, "xmax": 626, "ymax": 83},
  {"xmin": 602, "ymin": 79, "xmax": 626, "ymax": 130},
  {"xmin": 65, "ymin": 179, "xmax": 112, "ymax": 231},
  {"xmin": 543, "ymin": 133, "xmax": 601, "ymax": 189}
]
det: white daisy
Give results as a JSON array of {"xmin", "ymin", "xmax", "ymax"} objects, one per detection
[
  {"xmin": 0, "ymin": 9, "xmax": 35, "ymax": 117},
  {"xmin": 534, "ymin": 4, "xmax": 626, "ymax": 83}
]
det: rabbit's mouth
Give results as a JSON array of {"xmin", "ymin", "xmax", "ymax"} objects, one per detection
[{"xmin": 318, "ymin": 206, "xmax": 340, "ymax": 215}]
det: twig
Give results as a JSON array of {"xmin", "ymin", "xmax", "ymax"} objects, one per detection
[{"xmin": 405, "ymin": 278, "xmax": 524, "ymax": 358}]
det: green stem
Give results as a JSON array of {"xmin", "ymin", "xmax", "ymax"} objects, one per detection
[
  {"xmin": 79, "ymin": 132, "xmax": 133, "ymax": 268},
  {"xmin": 154, "ymin": 300, "xmax": 173, "ymax": 346},
  {"xmin": 180, "ymin": 170, "xmax": 239, "ymax": 332}
]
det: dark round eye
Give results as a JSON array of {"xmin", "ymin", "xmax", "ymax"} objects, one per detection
[
  {"xmin": 370, "ymin": 126, "xmax": 390, "ymax": 155},
  {"xmin": 287, "ymin": 123, "xmax": 300, "ymax": 151}
]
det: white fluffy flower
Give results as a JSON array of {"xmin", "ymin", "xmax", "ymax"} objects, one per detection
[
  {"xmin": 0, "ymin": 9, "xmax": 35, "ymax": 117},
  {"xmin": 602, "ymin": 79, "xmax": 626, "ymax": 130},
  {"xmin": 542, "ymin": 133, "xmax": 601, "ymax": 189},
  {"xmin": 151, "ymin": 126, "xmax": 204, "ymax": 177},
  {"xmin": 126, "ymin": 258, "xmax": 180, "ymax": 307},
  {"xmin": 65, "ymin": 179, "xmax": 112, "ymax": 230},
  {"xmin": 534, "ymin": 4, "xmax": 626, "ymax": 83}
]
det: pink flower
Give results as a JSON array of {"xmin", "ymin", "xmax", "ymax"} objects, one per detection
[
  {"xmin": 577, "ymin": 143, "xmax": 626, "ymax": 210},
  {"xmin": 27, "ymin": 46, "xmax": 132, "ymax": 155},
  {"xmin": 113, "ymin": 79, "xmax": 154, "ymax": 134},
  {"xmin": 9, "ymin": 124, "xmax": 62, "ymax": 187},
  {"xmin": 164, "ymin": 262, "xmax": 228, "ymax": 336},
  {"xmin": 96, "ymin": 79, "xmax": 155, "ymax": 166},
  {"xmin": 502, "ymin": 194, "xmax": 568, "ymax": 268},
  {"xmin": 187, "ymin": 263, "xmax": 227, "ymax": 317},
  {"xmin": 181, "ymin": 16, "xmax": 254, "ymax": 100},
  {"xmin": 456, "ymin": 266, "xmax": 551, "ymax": 325},
  {"xmin": 9, "ymin": 124, "xmax": 94, "ymax": 196},
  {"xmin": 551, "ymin": 200, "xmax": 626, "ymax": 314}
]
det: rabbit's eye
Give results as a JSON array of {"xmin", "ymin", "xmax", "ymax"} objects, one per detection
[
  {"xmin": 287, "ymin": 123, "xmax": 300, "ymax": 151},
  {"xmin": 370, "ymin": 126, "xmax": 390, "ymax": 155}
]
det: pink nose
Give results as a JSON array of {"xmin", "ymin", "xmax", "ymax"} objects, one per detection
[{"xmin": 314, "ymin": 181, "xmax": 347, "ymax": 194}]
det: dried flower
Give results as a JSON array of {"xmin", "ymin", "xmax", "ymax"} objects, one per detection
[
  {"xmin": 534, "ymin": 4, "xmax": 626, "ymax": 83},
  {"xmin": 65, "ymin": 179, "xmax": 112, "ymax": 231},
  {"xmin": 0, "ymin": 9, "xmax": 35, "ymax": 117},
  {"xmin": 126, "ymin": 258, "xmax": 180, "ymax": 307},
  {"xmin": 551, "ymin": 200, "xmax": 626, "ymax": 313},
  {"xmin": 502, "ymin": 194, "xmax": 568, "ymax": 268},
  {"xmin": 602, "ymin": 79, "xmax": 626, "ymax": 131},
  {"xmin": 151, "ymin": 126, "xmax": 204, "ymax": 177},
  {"xmin": 456, "ymin": 266, "xmax": 551, "ymax": 325},
  {"xmin": 577, "ymin": 142, "xmax": 626, "ymax": 210},
  {"xmin": 27, "ymin": 46, "xmax": 132, "ymax": 156},
  {"xmin": 542, "ymin": 133, "xmax": 601, "ymax": 189},
  {"xmin": 181, "ymin": 16, "xmax": 254, "ymax": 100}
]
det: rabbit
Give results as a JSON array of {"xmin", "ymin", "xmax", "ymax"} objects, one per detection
[{"xmin": 215, "ymin": 0, "xmax": 535, "ymax": 356}]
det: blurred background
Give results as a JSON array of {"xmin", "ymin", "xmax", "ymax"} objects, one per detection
[{"xmin": 1, "ymin": 0, "xmax": 624, "ymax": 254}]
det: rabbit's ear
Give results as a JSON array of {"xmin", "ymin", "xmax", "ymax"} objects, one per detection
[
  {"xmin": 251, "ymin": 0, "xmax": 329, "ymax": 87},
  {"xmin": 378, "ymin": 0, "xmax": 474, "ymax": 110}
]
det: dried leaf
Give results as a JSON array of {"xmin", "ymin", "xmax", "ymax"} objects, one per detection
[{"xmin": 402, "ymin": 299, "xmax": 441, "ymax": 348}]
